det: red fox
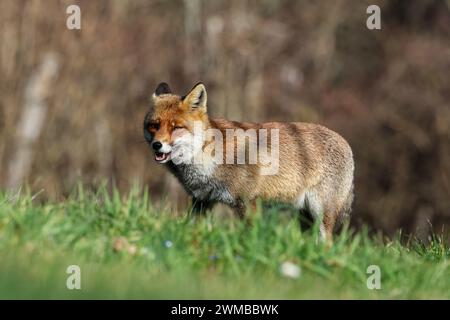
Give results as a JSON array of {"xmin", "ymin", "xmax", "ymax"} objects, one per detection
[{"xmin": 144, "ymin": 82, "xmax": 354, "ymax": 240}]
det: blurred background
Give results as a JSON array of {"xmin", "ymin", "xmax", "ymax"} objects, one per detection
[{"xmin": 0, "ymin": 0, "xmax": 449, "ymax": 239}]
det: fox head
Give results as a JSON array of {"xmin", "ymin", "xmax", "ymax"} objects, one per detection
[{"xmin": 144, "ymin": 82, "xmax": 209, "ymax": 164}]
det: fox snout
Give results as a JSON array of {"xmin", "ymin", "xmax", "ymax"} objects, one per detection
[
  {"xmin": 152, "ymin": 141, "xmax": 162, "ymax": 151},
  {"xmin": 148, "ymin": 139, "xmax": 172, "ymax": 163}
]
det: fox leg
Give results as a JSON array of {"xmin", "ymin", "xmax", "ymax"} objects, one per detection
[
  {"xmin": 300, "ymin": 190, "xmax": 337, "ymax": 242},
  {"xmin": 322, "ymin": 212, "xmax": 337, "ymax": 242},
  {"xmin": 314, "ymin": 205, "xmax": 336, "ymax": 242},
  {"xmin": 321, "ymin": 191, "xmax": 353, "ymax": 242},
  {"xmin": 299, "ymin": 191, "xmax": 329, "ymax": 241},
  {"xmin": 249, "ymin": 199, "xmax": 257, "ymax": 213},
  {"xmin": 191, "ymin": 198, "xmax": 215, "ymax": 215},
  {"xmin": 241, "ymin": 199, "xmax": 260, "ymax": 226},
  {"xmin": 231, "ymin": 198, "xmax": 246, "ymax": 219}
]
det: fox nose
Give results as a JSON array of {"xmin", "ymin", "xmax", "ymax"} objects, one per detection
[{"xmin": 152, "ymin": 141, "xmax": 162, "ymax": 151}]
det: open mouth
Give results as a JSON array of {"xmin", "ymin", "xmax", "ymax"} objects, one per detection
[{"xmin": 155, "ymin": 152, "xmax": 171, "ymax": 163}]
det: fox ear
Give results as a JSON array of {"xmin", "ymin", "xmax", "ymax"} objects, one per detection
[
  {"xmin": 152, "ymin": 82, "xmax": 172, "ymax": 100},
  {"xmin": 183, "ymin": 83, "xmax": 207, "ymax": 112}
]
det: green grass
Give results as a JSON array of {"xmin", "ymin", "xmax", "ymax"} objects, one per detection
[{"xmin": 0, "ymin": 186, "xmax": 448, "ymax": 299}]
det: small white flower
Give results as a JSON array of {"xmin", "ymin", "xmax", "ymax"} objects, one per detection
[
  {"xmin": 164, "ymin": 240, "xmax": 173, "ymax": 248},
  {"xmin": 280, "ymin": 261, "xmax": 301, "ymax": 279}
]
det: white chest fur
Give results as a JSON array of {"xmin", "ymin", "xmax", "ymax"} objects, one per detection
[{"xmin": 168, "ymin": 162, "xmax": 234, "ymax": 204}]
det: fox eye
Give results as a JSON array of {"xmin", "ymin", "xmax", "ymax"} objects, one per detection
[
  {"xmin": 147, "ymin": 122, "xmax": 159, "ymax": 130},
  {"xmin": 174, "ymin": 126, "xmax": 185, "ymax": 130}
]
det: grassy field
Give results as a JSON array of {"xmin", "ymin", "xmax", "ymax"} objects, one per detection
[{"xmin": 0, "ymin": 186, "xmax": 448, "ymax": 299}]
